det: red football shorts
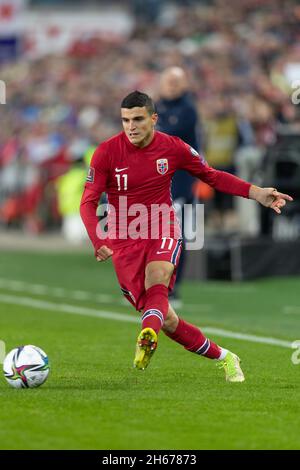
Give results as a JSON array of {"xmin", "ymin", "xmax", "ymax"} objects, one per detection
[{"xmin": 112, "ymin": 238, "xmax": 182, "ymax": 311}]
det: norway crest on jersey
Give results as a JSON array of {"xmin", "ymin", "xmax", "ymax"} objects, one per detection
[{"xmin": 156, "ymin": 159, "xmax": 168, "ymax": 175}]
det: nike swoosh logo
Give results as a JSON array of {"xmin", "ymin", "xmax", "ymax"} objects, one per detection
[
  {"xmin": 115, "ymin": 167, "xmax": 129, "ymax": 172},
  {"xmin": 156, "ymin": 251, "xmax": 169, "ymax": 254}
]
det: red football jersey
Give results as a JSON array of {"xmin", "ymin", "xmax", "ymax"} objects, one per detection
[{"xmin": 80, "ymin": 131, "xmax": 251, "ymax": 252}]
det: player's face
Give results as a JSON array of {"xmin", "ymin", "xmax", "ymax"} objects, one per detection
[{"xmin": 121, "ymin": 107, "xmax": 158, "ymax": 148}]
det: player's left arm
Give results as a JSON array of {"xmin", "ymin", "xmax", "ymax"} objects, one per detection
[
  {"xmin": 177, "ymin": 139, "xmax": 293, "ymax": 213},
  {"xmin": 248, "ymin": 185, "xmax": 293, "ymax": 214}
]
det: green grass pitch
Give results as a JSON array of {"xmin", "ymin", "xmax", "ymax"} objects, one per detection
[{"xmin": 0, "ymin": 250, "xmax": 299, "ymax": 449}]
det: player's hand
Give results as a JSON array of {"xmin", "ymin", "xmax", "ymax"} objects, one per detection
[
  {"xmin": 96, "ymin": 245, "xmax": 113, "ymax": 262},
  {"xmin": 250, "ymin": 185, "xmax": 293, "ymax": 214}
]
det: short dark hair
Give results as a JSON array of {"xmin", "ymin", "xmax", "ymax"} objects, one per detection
[{"xmin": 121, "ymin": 90, "xmax": 156, "ymax": 115}]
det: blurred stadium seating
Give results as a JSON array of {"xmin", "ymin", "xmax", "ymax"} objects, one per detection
[{"xmin": 1, "ymin": 0, "xmax": 300, "ymax": 278}]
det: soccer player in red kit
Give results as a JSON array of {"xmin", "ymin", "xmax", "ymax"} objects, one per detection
[{"xmin": 80, "ymin": 91, "xmax": 293, "ymax": 382}]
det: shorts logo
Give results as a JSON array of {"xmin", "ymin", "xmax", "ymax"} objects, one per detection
[
  {"xmin": 86, "ymin": 167, "xmax": 95, "ymax": 183},
  {"xmin": 156, "ymin": 159, "xmax": 168, "ymax": 175}
]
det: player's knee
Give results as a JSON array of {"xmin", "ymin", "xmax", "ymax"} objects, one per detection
[{"xmin": 145, "ymin": 268, "xmax": 171, "ymax": 287}]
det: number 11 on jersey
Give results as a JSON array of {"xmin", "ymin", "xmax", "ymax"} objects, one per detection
[{"xmin": 115, "ymin": 174, "xmax": 128, "ymax": 191}]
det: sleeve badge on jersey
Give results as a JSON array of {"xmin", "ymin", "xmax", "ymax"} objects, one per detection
[
  {"xmin": 156, "ymin": 159, "xmax": 168, "ymax": 175},
  {"xmin": 189, "ymin": 146, "xmax": 207, "ymax": 164},
  {"xmin": 190, "ymin": 146, "xmax": 199, "ymax": 157},
  {"xmin": 86, "ymin": 167, "xmax": 95, "ymax": 183}
]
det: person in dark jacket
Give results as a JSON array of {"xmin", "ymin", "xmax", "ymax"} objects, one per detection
[{"xmin": 156, "ymin": 67, "xmax": 202, "ymax": 307}]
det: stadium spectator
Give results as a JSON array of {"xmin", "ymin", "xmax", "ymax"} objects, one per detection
[
  {"xmin": 202, "ymin": 94, "xmax": 240, "ymax": 232},
  {"xmin": 55, "ymin": 143, "xmax": 91, "ymax": 245},
  {"xmin": 1, "ymin": 0, "xmax": 298, "ymax": 233},
  {"xmin": 80, "ymin": 90, "xmax": 292, "ymax": 381},
  {"xmin": 156, "ymin": 66, "xmax": 201, "ymax": 307}
]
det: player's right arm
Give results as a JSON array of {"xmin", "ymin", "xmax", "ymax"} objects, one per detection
[{"xmin": 80, "ymin": 144, "xmax": 113, "ymax": 261}]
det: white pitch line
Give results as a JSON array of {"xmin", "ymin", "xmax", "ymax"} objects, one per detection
[
  {"xmin": 0, "ymin": 278, "xmax": 253, "ymax": 314},
  {"xmin": 0, "ymin": 277, "xmax": 211, "ymax": 311},
  {"xmin": 0, "ymin": 293, "xmax": 293, "ymax": 349},
  {"xmin": 0, "ymin": 278, "xmax": 115, "ymax": 305},
  {"xmin": 202, "ymin": 327, "xmax": 292, "ymax": 349},
  {"xmin": 0, "ymin": 293, "xmax": 138, "ymax": 324},
  {"xmin": 0, "ymin": 277, "xmax": 255, "ymax": 304}
]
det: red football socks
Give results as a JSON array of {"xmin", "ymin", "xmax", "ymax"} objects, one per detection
[
  {"xmin": 142, "ymin": 284, "xmax": 169, "ymax": 334},
  {"xmin": 165, "ymin": 318, "xmax": 221, "ymax": 359}
]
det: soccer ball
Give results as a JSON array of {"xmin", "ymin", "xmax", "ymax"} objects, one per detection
[{"xmin": 3, "ymin": 345, "xmax": 50, "ymax": 389}]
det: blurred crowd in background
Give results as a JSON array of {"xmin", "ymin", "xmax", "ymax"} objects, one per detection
[{"xmin": 0, "ymin": 0, "xmax": 299, "ymax": 241}]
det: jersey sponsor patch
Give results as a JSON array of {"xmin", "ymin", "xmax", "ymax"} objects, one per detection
[
  {"xmin": 86, "ymin": 167, "xmax": 95, "ymax": 183},
  {"xmin": 156, "ymin": 159, "xmax": 168, "ymax": 175}
]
